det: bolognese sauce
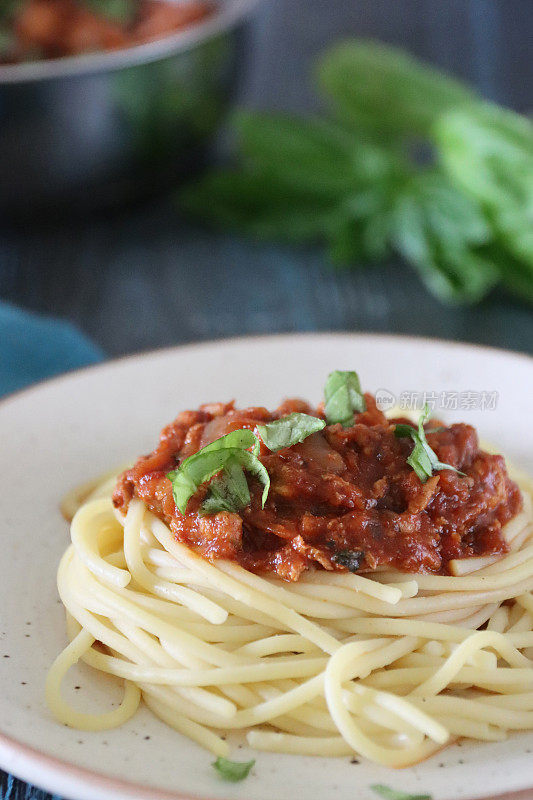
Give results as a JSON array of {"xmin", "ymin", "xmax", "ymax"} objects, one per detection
[
  {"xmin": 0, "ymin": 0, "xmax": 213, "ymax": 65},
  {"xmin": 113, "ymin": 395, "xmax": 522, "ymax": 580}
]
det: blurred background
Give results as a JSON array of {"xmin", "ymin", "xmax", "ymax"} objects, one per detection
[{"xmin": 0, "ymin": 0, "xmax": 531, "ymax": 374}]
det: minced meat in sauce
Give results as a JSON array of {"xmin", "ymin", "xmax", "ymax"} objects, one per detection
[{"xmin": 113, "ymin": 395, "xmax": 522, "ymax": 581}]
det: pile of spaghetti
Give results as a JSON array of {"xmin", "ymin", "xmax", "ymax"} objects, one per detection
[{"xmin": 47, "ymin": 391, "xmax": 533, "ymax": 768}]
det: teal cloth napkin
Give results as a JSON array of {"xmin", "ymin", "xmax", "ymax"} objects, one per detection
[
  {"xmin": 0, "ymin": 302, "xmax": 103, "ymax": 800},
  {"xmin": 0, "ymin": 301, "xmax": 103, "ymax": 397}
]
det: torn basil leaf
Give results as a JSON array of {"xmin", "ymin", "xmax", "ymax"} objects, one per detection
[
  {"xmin": 257, "ymin": 412, "xmax": 326, "ymax": 452},
  {"xmin": 200, "ymin": 456, "xmax": 251, "ymax": 514},
  {"xmin": 371, "ymin": 785, "xmax": 432, "ymax": 800},
  {"xmin": 167, "ymin": 429, "xmax": 269, "ymax": 515},
  {"xmin": 395, "ymin": 405, "xmax": 465, "ymax": 483},
  {"xmin": 332, "ymin": 549, "xmax": 365, "ymax": 572},
  {"xmin": 324, "ymin": 370, "xmax": 366, "ymax": 427},
  {"xmin": 213, "ymin": 756, "xmax": 255, "ymax": 782}
]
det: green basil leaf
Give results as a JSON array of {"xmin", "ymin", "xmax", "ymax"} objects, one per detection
[
  {"xmin": 235, "ymin": 111, "xmax": 362, "ymax": 197},
  {"xmin": 200, "ymin": 456, "xmax": 251, "ymax": 514},
  {"xmin": 257, "ymin": 412, "xmax": 326, "ymax": 452},
  {"xmin": 436, "ymin": 105, "xmax": 533, "ymax": 268},
  {"xmin": 391, "ymin": 170, "xmax": 498, "ymax": 305},
  {"xmin": 181, "ymin": 169, "xmax": 345, "ymax": 243},
  {"xmin": 235, "ymin": 449, "xmax": 270, "ymax": 507},
  {"xmin": 213, "ymin": 757, "xmax": 255, "ymax": 782},
  {"xmin": 395, "ymin": 405, "xmax": 465, "ymax": 483},
  {"xmin": 318, "ymin": 40, "xmax": 474, "ymax": 140},
  {"xmin": 371, "ymin": 784, "xmax": 432, "ymax": 800},
  {"xmin": 332, "ymin": 549, "xmax": 365, "ymax": 572},
  {"xmin": 324, "ymin": 370, "xmax": 366, "ymax": 427},
  {"xmin": 167, "ymin": 429, "xmax": 265, "ymax": 514}
]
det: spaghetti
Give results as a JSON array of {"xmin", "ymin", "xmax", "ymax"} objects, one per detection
[{"xmin": 47, "ymin": 462, "xmax": 533, "ymax": 767}]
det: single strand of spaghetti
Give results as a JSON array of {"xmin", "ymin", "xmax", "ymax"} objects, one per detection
[
  {"xmin": 428, "ymin": 715, "xmax": 506, "ymax": 741},
  {"xmin": 71, "ymin": 498, "xmax": 131, "ymax": 588},
  {"xmin": 246, "ymin": 731, "xmax": 354, "ymax": 757},
  {"xmin": 409, "ymin": 631, "xmax": 532, "ymax": 698},
  {"xmin": 396, "ymin": 644, "xmax": 498, "ymax": 670},
  {"xmin": 516, "ymin": 593, "xmax": 533, "ymax": 617},
  {"xmin": 235, "ymin": 634, "xmax": 321, "ymax": 658},
  {"xmin": 332, "ymin": 617, "xmax": 476, "ymax": 642},
  {"xmin": 324, "ymin": 644, "xmax": 447, "ymax": 766},
  {"xmin": 411, "ymin": 694, "xmax": 533, "ymax": 728},
  {"xmin": 266, "ymin": 715, "xmax": 330, "ymax": 737},
  {"xmin": 105, "ymin": 549, "xmax": 128, "ymax": 569},
  {"xmin": 483, "ymin": 692, "xmax": 533, "ymax": 708},
  {"xmin": 294, "ymin": 572, "xmax": 403, "ymax": 604},
  {"xmin": 362, "ymin": 666, "xmax": 533, "ymax": 691},
  {"xmin": 46, "ymin": 627, "xmax": 141, "ymax": 730},
  {"xmin": 299, "ymin": 571, "xmax": 419, "ymax": 600},
  {"xmin": 507, "ymin": 607, "xmax": 533, "ymax": 633},
  {"xmin": 124, "ymin": 499, "xmax": 228, "ymax": 624},
  {"xmin": 149, "ymin": 516, "xmax": 341, "ymax": 654},
  {"xmin": 449, "ymin": 555, "xmax": 502, "ymax": 576},
  {"xmin": 487, "ymin": 606, "xmax": 510, "ymax": 632},
  {"xmin": 407, "ymin": 605, "xmax": 487, "ymax": 626},
  {"xmin": 249, "ymin": 732, "xmax": 443, "ymax": 762},
  {"xmin": 142, "ymin": 692, "xmax": 229, "ymax": 757}
]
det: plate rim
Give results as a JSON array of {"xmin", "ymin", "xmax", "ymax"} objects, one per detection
[
  {"xmin": 1, "ymin": 331, "xmax": 532, "ymax": 800},
  {"xmin": 1, "ymin": 330, "xmax": 531, "ymax": 411}
]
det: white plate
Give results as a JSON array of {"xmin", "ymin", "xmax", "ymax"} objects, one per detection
[{"xmin": 1, "ymin": 333, "xmax": 532, "ymax": 800}]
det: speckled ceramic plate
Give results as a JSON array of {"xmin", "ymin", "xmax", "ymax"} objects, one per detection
[{"xmin": 1, "ymin": 334, "xmax": 532, "ymax": 800}]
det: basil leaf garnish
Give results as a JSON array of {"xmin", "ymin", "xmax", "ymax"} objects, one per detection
[
  {"xmin": 167, "ymin": 429, "xmax": 269, "ymax": 515},
  {"xmin": 200, "ymin": 456, "xmax": 251, "ymax": 515},
  {"xmin": 324, "ymin": 370, "xmax": 366, "ymax": 427},
  {"xmin": 213, "ymin": 757, "xmax": 255, "ymax": 782},
  {"xmin": 332, "ymin": 549, "xmax": 365, "ymax": 572},
  {"xmin": 257, "ymin": 412, "xmax": 326, "ymax": 452},
  {"xmin": 371, "ymin": 785, "xmax": 432, "ymax": 800},
  {"xmin": 394, "ymin": 405, "xmax": 466, "ymax": 483}
]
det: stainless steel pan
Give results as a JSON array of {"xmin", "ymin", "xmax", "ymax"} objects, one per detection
[{"xmin": 0, "ymin": 0, "xmax": 259, "ymax": 211}]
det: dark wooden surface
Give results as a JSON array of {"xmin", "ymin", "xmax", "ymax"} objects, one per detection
[
  {"xmin": 1, "ymin": 1, "xmax": 532, "ymax": 799},
  {"xmin": 2, "ymin": 199, "xmax": 533, "ymax": 359}
]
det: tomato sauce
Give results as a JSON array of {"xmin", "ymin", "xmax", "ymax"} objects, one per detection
[
  {"xmin": 1, "ymin": 0, "xmax": 213, "ymax": 64},
  {"xmin": 113, "ymin": 396, "xmax": 522, "ymax": 580}
]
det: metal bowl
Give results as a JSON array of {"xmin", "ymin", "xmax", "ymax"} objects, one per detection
[{"xmin": 0, "ymin": 0, "xmax": 260, "ymax": 212}]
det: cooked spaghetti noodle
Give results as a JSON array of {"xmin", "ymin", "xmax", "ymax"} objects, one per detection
[{"xmin": 47, "ymin": 462, "xmax": 533, "ymax": 768}]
